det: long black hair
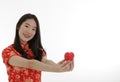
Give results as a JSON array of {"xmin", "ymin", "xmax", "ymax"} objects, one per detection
[{"xmin": 13, "ymin": 13, "xmax": 45, "ymax": 61}]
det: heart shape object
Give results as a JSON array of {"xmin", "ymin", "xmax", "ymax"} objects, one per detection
[{"xmin": 64, "ymin": 52, "xmax": 74, "ymax": 61}]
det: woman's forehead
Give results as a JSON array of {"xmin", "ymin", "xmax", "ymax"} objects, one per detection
[{"xmin": 23, "ymin": 19, "xmax": 37, "ymax": 28}]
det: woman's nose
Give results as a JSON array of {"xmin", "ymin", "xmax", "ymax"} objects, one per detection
[{"xmin": 26, "ymin": 28, "xmax": 32, "ymax": 33}]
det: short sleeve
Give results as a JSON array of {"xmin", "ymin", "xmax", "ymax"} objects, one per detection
[
  {"xmin": 42, "ymin": 50, "xmax": 46, "ymax": 57},
  {"xmin": 39, "ymin": 48, "xmax": 47, "ymax": 57},
  {"xmin": 2, "ymin": 46, "xmax": 17, "ymax": 66}
]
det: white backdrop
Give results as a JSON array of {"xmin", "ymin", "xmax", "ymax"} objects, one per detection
[{"xmin": 0, "ymin": 0, "xmax": 120, "ymax": 82}]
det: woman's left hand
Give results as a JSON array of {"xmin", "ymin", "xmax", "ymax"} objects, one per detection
[{"xmin": 57, "ymin": 59, "xmax": 74, "ymax": 72}]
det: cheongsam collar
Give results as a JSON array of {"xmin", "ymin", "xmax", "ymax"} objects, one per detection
[{"xmin": 20, "ymin": 43, "xmax": 29, "ymax": 50}]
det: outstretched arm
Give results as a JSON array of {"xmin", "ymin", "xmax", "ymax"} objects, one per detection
[
  {"xmin": 8, "ymin": 55, "xmax": 71, "ymax": 72},
  {"xmin": 41, "ymin": 56, "xmax": 74, "ymax": 71}
]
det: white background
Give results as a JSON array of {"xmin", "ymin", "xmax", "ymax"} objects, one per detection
[{"xmin": 0, "ymin": 0, "xmax": 120, "ymax": 82}]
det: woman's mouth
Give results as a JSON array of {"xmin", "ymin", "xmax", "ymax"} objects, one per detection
[{"xmin": 23, "ymin": 33, "xmax": 31, "ymax": 38}]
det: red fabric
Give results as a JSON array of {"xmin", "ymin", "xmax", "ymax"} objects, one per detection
[{"xmin": 2, "ymin": 44, "xmax": 46, "ymax": 82}]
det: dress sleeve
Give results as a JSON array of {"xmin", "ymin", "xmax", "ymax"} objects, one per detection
[
  {"xmin": 39, "ymin": 48, "xmax": 47, "ymax": 57},
  {"xmin": 42, "ymin": 50, "xmax": 46, "ymax": 57},
  {"xmin": 2, "ymin": 46, "xmax": 18, "ymax": 66}
]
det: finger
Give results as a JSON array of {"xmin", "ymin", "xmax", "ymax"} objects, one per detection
[
  {"xmin": 61, "ymin": 63, "xmax": 71, "ymax": 71},
  {"xmin": 59, "ymin": 61, "xmax": 67, "ymax": 67},
  {"xmin": 70, "ymin": 60, "xmax": 74, "ymax": 71}
]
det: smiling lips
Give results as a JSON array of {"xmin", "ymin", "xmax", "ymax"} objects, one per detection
[{"xmin": 23, "ymin": 33, "xmax": 31, "ymax": 38}]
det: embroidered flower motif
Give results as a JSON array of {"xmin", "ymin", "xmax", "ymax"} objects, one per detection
[{"xmin": 2, "ymin": 44, "xmax": 46, "ymax": 82}]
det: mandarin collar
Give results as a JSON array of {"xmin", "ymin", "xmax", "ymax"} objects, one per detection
[{"xmin": 20, "ymin": 43, "xmax": 29, "ymax": 50}]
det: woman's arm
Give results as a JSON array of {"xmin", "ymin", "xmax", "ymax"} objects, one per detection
[
  {"xmin": 9, "ymin": 55, "xmax": 71, "ymax": 72},
  {"xmin": 41, "ymin": 56, "xmax": 57, "ymax": 65},
  {"xmin": 41, "ymin": 56, "xmax": 74, "ymax": 71}
]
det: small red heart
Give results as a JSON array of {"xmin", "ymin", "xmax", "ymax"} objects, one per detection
[{"xmin": 64, "ymin": 52, "xmax": 74, "ymax": 61}]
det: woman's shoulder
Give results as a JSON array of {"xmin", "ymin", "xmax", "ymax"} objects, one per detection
[
  {"xmin": 39, "ymin": 48, "xmax": 47, "ymax": 56},
  {"xmin": 39, "ymin": 48, "xmax": 46, "ymax": 52},
  {"xmin": 2, "ymin": 44, "xmax": 14, "ymax": 52},
  {"xmin": 39, "ymin": 48, "xmax": 44, "ymax": 51}
]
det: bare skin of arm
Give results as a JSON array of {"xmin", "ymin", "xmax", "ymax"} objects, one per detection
[
  {"xmin": 8, "ymin": 55, "xmax": 73, "ymax": 72},
  {"xmin": 41, "ymin": 56, "xmax": 74, "ymax": 71}
]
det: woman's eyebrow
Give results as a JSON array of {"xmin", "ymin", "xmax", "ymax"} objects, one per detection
[{"xmin": 25, "ymin": 23, "xmax": 30, "ymax": 26}]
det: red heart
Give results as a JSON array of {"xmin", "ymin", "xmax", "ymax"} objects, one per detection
[{"xmin": 64, "ymin": 52, "xmax": 74, "ymax": 61}]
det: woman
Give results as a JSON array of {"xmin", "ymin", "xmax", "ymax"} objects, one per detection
[{"xmin": 2, "ymin": 13, "xmax": 74, "ymax": 82}]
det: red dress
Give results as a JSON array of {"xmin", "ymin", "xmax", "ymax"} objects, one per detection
[{"xmin": 2, "ymin": 44, "xmax": 46, "ymax": 82}]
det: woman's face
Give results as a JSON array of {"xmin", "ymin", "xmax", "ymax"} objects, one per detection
[{"xmin": 19, "ymin": 19, "xmax": 37, "ymax": 44}]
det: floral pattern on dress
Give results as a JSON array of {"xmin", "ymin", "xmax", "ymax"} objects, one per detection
[{"xmin": 2, "ymin": 44, "xmax": 46, "ymax": 82}]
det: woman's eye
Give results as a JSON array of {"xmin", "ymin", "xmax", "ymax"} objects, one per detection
[
  {"xmin": 25, "ymin": 25, "xmax": 29, "ymax": 27},
  {"xmin": 32, "ymin": 28, "xmax": 36, "ymax": 31}
]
